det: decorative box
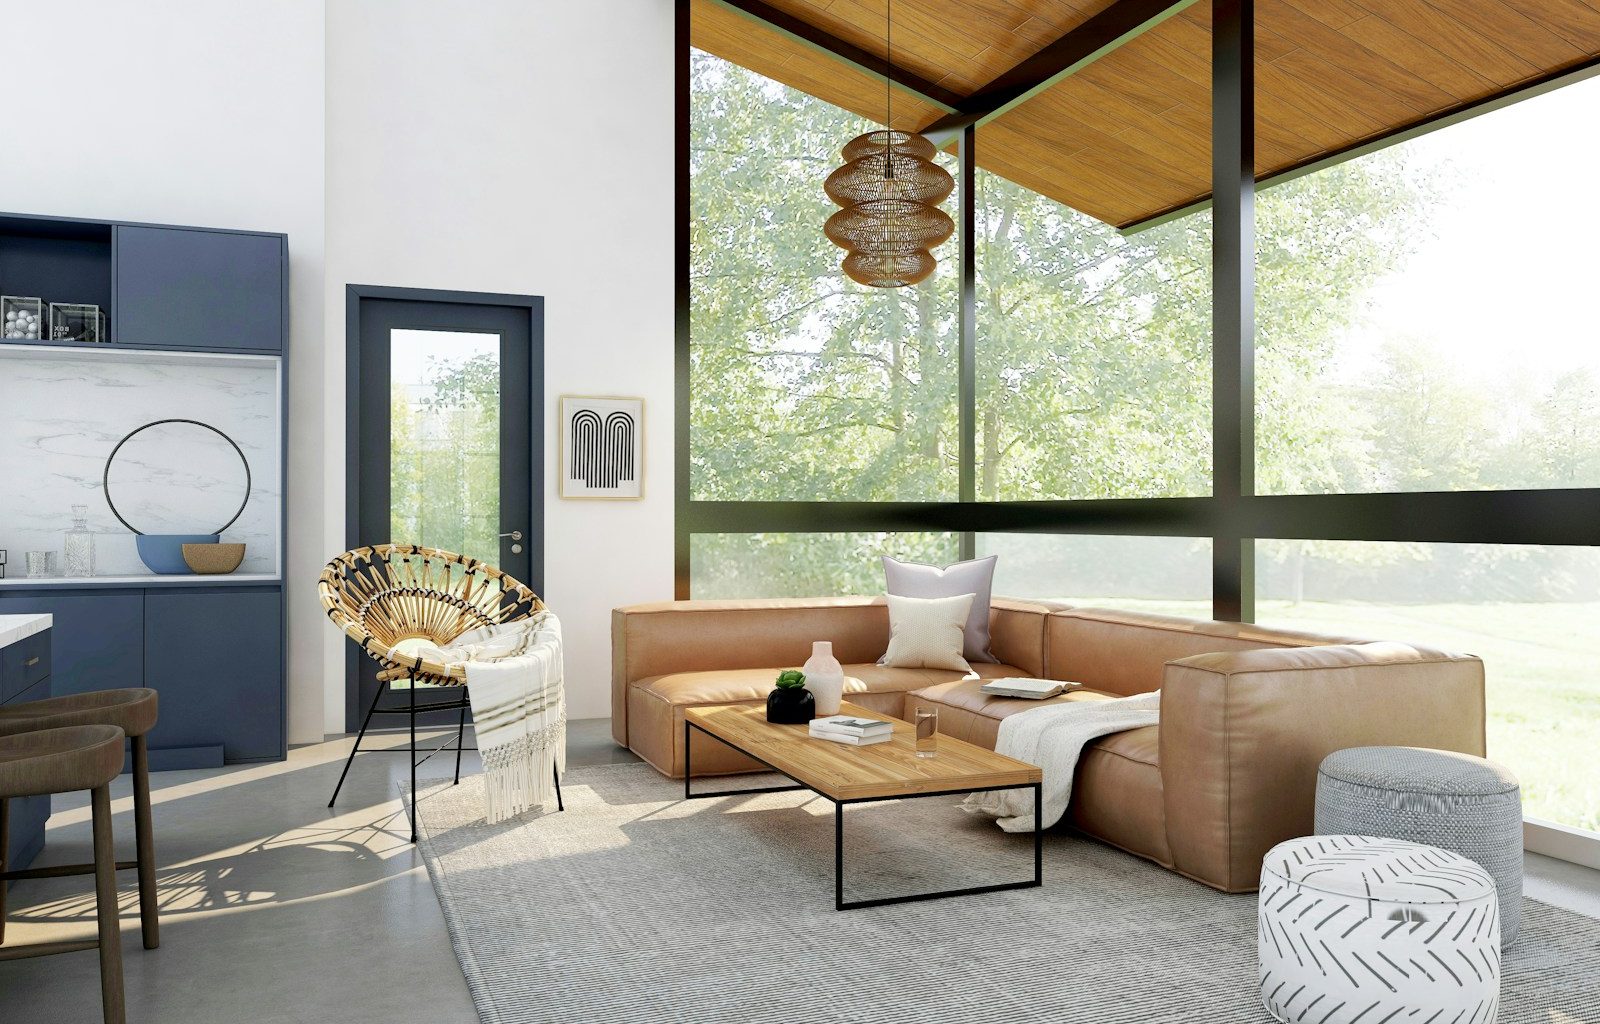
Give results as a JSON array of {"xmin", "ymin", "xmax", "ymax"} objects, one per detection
[
  {"xmin": 48, "ymin": 302, "xmax": 106, "ymax": 343},
  {"xmin": 2, "ymin": 296, "xmax": 44, "ymax": 340}
]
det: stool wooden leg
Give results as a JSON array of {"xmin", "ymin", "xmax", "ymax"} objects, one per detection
[
  {"xmin": 91, "ymin": 785, "xmax": 126, "ymax": 1024},
  {"xmin": 132, "ymin": 735, "xmax": 159, "ymax": 950}
]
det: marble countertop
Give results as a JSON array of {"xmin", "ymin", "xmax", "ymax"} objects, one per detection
[{"xmin": 0, "ymin": 614, "xmax": 52, "ymax": 648}]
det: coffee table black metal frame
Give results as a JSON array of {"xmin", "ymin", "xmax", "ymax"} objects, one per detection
[{"xmin": 684, "ymin": 720, "xmax": 1043, "ymax": 911}]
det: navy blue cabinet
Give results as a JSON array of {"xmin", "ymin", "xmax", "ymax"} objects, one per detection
[
  {"xmin": 0, "ymin": 587, "xmax": 283, "ymax": 767},
  {"xmin": 144, "ymin": 588, "xmax": 282, "ymax": 761},
  {"xmin": 114, "ymin": 225, "xmax": 285, "ymax": 351},
  {"xmin": 2, "ymin": 627, "xmax": 52, "ymax": 880},
  {"xmin": 0, "ymin": 592, "xmax": 142, "ymax": 698}
]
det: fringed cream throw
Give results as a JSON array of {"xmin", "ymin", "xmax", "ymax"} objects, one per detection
[{"xmin": 394, "ymin": 611, "xmax": 566, "ymax": 824}]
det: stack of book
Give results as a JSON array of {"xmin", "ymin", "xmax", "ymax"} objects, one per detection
[
  {"xmin": 979, "ymin": 678, "xmax": 1071, "ymax": 699},
  {"xmin": 808, "ymin": 715, "xmax": 892, "ymax": 746}
]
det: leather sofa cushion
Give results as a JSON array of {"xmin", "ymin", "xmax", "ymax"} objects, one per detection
[
  {"xmin": 629, "ymin": 663, "xmax": 1031, "ymax": 778},
  {"xmin": 907, "ymin": 678, "xmax": 1172, "ymax": 868},
  {"xmin": 1046, "ymin": 607, "xmax": 1362, "ymax": 696},
  {"xmin": 903, "ymin": 678, "xmax": 1117, "ymax": 748}
]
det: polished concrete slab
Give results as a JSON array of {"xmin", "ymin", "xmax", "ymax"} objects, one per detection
[
  {"xmin": 0, "ymin": 719, "xmax": 634, "ymax": 1024},
  {"xmin": 0, "ymin": 720, "xmax": 1595, "ymax": 1023}
]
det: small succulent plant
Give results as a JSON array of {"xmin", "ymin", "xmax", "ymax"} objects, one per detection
[{"xmin": 774, "ymin": 669, "xmax": 806, "ymax": 689}]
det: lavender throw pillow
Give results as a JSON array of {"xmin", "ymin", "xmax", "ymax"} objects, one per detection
[{"xmin": 881, "ymin": 555, "xmax": 998, "ymax": 664}]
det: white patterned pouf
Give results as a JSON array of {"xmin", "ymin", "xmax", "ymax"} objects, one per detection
[{"xmin": 1259, "ymin": 835, "xmax": 1500, "ymax": 1024}]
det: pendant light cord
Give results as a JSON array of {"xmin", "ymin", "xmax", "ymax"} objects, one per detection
[{"xmin": 884, "ymin": 0, "xmax": 895, "ymax": 180}]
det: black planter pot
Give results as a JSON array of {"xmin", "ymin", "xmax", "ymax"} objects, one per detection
[{"xmin": 766, "ymin": 686, "xmax": 815, "ymax": 724}]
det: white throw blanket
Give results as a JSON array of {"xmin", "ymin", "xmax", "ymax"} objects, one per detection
[
  {"xmin": 392, "ymin": 611, "xmax": 567, "ymax": 824},
  {"xmin": 963, "ymin": 690, "xmax": 1160, "ymax": 833}
]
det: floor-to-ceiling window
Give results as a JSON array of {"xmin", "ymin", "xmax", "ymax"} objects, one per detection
[
  {"xmin": 681, "ymin": 29, "xmax": 1600, "ymax": 837},
  {"xmin": 1249, "ymin": 74, "xmax": 1600, "ymax": 833}
]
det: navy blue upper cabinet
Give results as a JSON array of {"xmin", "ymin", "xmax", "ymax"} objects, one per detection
[{"xmin": 114, "ymin": 225, "xmax": 285, "ymax": 351}]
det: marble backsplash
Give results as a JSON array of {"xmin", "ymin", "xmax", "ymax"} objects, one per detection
[{"xmin": 0, "ymin": 352, "xmax": 280, "ymax": 577}]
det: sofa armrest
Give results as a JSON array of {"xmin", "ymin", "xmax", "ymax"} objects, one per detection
[{"xmin": 1159, "ymin": 642, "xmax": 1485, "ymax": 892}]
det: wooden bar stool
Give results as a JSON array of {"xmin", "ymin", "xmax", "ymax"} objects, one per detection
[
  {"xmin": 0, "ymin": 725, "xmax": 128, "ymax": 1024},
  {"xmin": 0, "ymin": 689, "xmax": 160, "ymax": 950}
]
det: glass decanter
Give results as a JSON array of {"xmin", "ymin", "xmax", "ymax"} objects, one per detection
[{"xmin": 63, "ymin": 504, "xmax": 95, "ymax": 578}]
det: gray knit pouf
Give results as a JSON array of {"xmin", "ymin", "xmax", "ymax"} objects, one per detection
[{"xmin": 1315, "ymin": 746, "xmax": 1523, "ymax": 946}]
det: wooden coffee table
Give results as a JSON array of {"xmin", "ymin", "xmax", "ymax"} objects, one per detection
[{"xmin": 684, "ymin": 701, "xmax": 1043, "ymax": 910}]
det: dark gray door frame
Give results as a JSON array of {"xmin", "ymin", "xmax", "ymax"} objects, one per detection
[{"xmin": 343, "ymin": 283, "xmax": 545, "ymax": 730}]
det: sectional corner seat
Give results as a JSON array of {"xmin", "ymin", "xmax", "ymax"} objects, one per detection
[{"xmin": 612, "ymin": 597, "xmax": 1486, "ymax": 893}]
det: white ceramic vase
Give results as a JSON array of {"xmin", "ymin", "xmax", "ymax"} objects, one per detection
[{"xmin": 802, "ymin": 641, "xmax": 845, "ymax": 716}]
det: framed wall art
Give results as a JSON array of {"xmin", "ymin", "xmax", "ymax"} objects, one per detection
[{"xmin": 559, "ymin": 395, "xmax": 643, "ymax": 500}]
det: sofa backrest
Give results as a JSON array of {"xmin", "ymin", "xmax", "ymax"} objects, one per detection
[
  {"xmin": 610, "ymin": 596, "xmax": 1055, "ymax": 745},
  {"xmin": 1046, "ymin": 608, "xmax": 1365, "ymax": 696}
]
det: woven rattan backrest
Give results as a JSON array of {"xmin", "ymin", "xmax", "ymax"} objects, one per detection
[{"xmin": 318, "ymin": 545, "xmax": 546, "ymax": 684}]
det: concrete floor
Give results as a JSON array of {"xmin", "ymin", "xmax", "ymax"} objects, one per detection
[
  {"xmin": 0, "ymin": 719, "xmax": 636, "ymax": 1024},
  {"xmin": 0, "ymin": 721, "xmax": 1596, "ymax": 1023}
]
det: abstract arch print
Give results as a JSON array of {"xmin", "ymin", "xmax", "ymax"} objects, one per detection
[{"xmin": 559, "ymin": 396, "xmax": 644, "ymax": 499}]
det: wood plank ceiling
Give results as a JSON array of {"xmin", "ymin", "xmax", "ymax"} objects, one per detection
[{"xmin": 690, "ymin": 0, "xmax": 1600, "ymax": 228}]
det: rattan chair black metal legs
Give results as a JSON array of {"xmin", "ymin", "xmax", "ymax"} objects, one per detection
[
  {"xmin": 319, "ymin": 545, "xmax": 553, "ymax": 843},
  {"xmin": 0, "ymin": 725, "xmax": 129, "ymax": 1024},
  {"xmin": 326, "ymin": 670, "xmax": 475, "ymax": 843},
  {"xmin": 0, "ymin": 688, "xmax": 162, "ymax": 951}
]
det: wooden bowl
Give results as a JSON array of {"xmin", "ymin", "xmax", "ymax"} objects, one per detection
[{"xmin": 182, "ymin": 543, "xmax": 246, "ymax": 575}]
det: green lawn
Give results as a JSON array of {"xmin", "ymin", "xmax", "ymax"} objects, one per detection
[{"xmin": 1050, "ymin": 598, "xmax": 1600, "ymax": 833}]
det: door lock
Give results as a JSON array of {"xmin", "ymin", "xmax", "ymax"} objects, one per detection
[{"xmin": 500, "ymin": 530, "xmax": 523, "ymax": 555}]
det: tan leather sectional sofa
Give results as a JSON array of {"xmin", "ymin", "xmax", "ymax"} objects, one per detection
[{"xmin": 611, "ymin": 597, "xmax": 1485, "ymax": 892}]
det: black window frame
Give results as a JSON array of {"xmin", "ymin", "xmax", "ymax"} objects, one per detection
[{"xmin": 674, "ymin": 0, "xmax": 1600, "ymax": 614}]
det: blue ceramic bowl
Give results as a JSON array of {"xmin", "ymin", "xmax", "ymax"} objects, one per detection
[{"xmin": 137, "ymin": 534, "xmax": 220, "ymax": 575}]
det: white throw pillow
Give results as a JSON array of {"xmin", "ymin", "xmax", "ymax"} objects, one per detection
[{"xmin": 882, "ymin": 593, "xmax": 975, "ymax": 672}]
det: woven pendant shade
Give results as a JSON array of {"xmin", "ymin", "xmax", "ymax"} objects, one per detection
[
  {"xmin": 824, "ymin": 147, "xmax": 955, "ymax": 207},
  {"xmin": 842, "ymin": 249, "xmax": 936, "ymax": 288},
  {"xmin": 825, "ymin": 199, "xmax": 954, "ymax": 253},
  {"xmin": 840, "ymin": 129, "xmax": 936, "ymax": 163}
]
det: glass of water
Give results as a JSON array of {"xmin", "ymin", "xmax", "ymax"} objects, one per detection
[{"xmin": 914, "ymin": 706, "xmax": 938, "ymax": 758}]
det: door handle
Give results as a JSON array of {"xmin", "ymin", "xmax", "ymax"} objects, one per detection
[
  {"xmin": 498, "ymin": 531, "xmax": 523, "ymax": 541},
  {"xmin": 500, "ymin": 530, "xmax": 524, "ymax": 555}
]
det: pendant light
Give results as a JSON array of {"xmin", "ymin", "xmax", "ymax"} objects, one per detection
[{"xmin": 823, "ymin": 0, "xmax": 954, "ymax": 288}]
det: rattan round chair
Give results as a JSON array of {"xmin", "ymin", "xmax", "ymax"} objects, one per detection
[{"xmin": 318, "ymin": 544, "xmax": 551, "ymax": 840}]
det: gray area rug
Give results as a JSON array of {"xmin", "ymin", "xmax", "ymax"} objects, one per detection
[{"xmin": 411, "ymin": 763, "xmax": 1600, "ymax": 1024}]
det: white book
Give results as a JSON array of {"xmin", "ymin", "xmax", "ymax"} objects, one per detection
[
  {"xmin": 979, "ymin": 678, "xmax": 1069, "ymax": 699},
  {"xmin": 810, "ymin": 714, "xmax": 892, "ymax": 736},
  {"xmin": 809, "ymin": 730, "xmax": 890, "ymax": 746}
]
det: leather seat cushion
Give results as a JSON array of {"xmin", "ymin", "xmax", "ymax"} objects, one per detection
[
  {"xmin": 908, "ymin": 678, "xmax": 1173, "ymax": 869},
  {"xmin": 628, "ymin": 664, "xmax": 1031, "ymax": 778}
]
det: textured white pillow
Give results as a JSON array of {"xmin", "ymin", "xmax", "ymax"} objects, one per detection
[{"xmin": 882, "ymin": 593, "xmax": 975, "ymax": 672}]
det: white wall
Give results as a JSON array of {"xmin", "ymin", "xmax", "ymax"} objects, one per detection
[
  {"xmin": 0, "ymin": 0, "xmax": 330, "ymax": 745},
  {"xmin": 324, "ymin": 0, "xmax": 675, "ymax": 722},
  {"xmin": 1, "ymin": 0, "xmax": 672, "ymax": 737}
]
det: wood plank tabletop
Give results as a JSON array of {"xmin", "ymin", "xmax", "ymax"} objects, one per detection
[{"xmin": 685, "ymin": 701, "xmax": 1042, "ymax": 802}]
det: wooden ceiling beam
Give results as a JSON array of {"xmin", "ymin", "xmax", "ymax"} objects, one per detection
[
  {"xmin": 705, "ymin": 0, "xmax": 966, "ymax": 112},
  {"xmin": 920, "ymin": 0, "xmax": 1202, "ymax": 145}
]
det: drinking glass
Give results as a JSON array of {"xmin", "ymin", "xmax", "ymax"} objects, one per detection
[
  {"xmin": 914, "ymin": 706, "xmax": 938, "ymax": 758},
  {"xmin": 25, "ymin": 551, "xmax": 56, "ymax": 578}
]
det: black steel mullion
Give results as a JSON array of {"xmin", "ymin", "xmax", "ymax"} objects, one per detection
[
  {"xmin": 958, "ymin": 124, "xmax": 978, "ymax": 561},
  {"xmin": 675, "ymin": 0, "xmax": 694, "ymax": 599},
  {"xmin": 1211, "ymin": 0, "xmax": 1255, "ymax": 623}
]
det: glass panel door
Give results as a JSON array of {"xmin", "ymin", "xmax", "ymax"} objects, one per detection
[{"xmin": 389, "ymin": 329, "xmax": 501, "ymax": 564}]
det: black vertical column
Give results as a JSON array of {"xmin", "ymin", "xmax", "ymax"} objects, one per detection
[
  {"xmin": 674, "ymin": 0, "xmax": 693, "ymax": 599},
  {"xmin": 957, "ymin": 123, "xmax": 978, "ymax": 561},
  {"xmin": 1212, "ymin": 0, "xmax": 1255, "ymax": 622}
]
